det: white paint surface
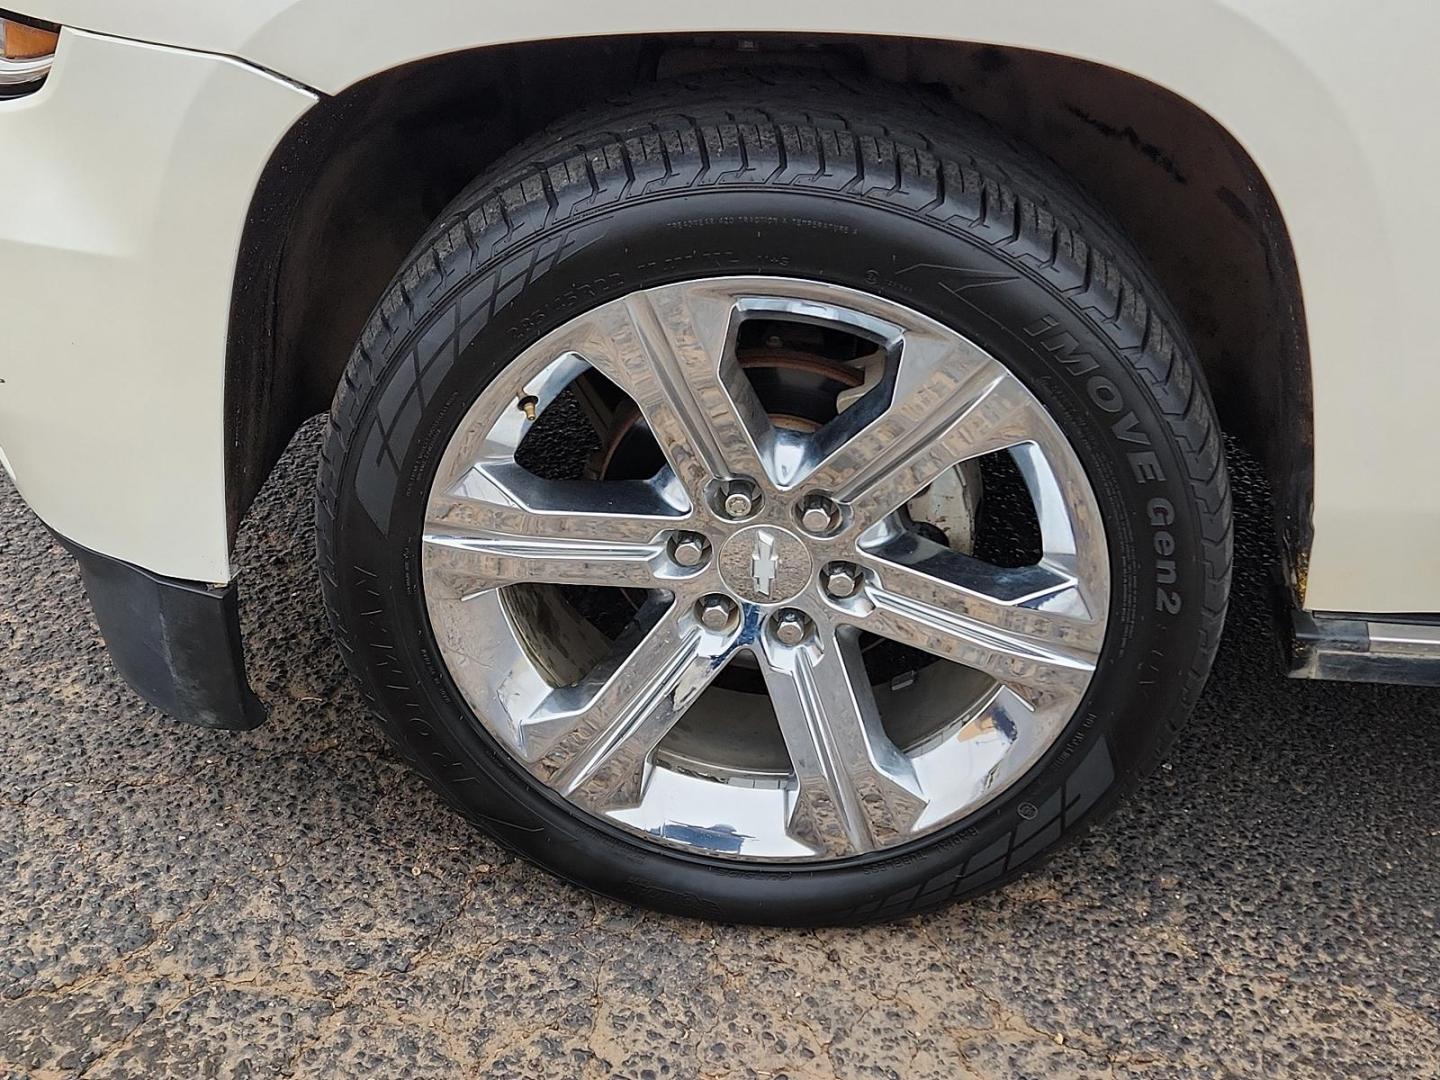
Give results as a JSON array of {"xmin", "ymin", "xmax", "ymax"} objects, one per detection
[{"xmin": 0, "ymin": 30, "xmax": 315, "ymax": 582}]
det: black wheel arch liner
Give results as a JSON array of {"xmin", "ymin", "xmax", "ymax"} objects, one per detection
[{"xmin": 221, "ymin": 39, "xmax": 1317, "ymax": 613}]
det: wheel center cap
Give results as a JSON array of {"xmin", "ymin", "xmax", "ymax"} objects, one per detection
[{"xmin": 718, "ymin": 525, "xmax": 813, "ymax": 604}]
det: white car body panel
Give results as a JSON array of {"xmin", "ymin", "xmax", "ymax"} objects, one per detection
[
  {"xmin": 0, "ymin": 29, "xmax": 315, "ymax": 583},
  {"xmin": 1, "ymin": 3, "xmax": 1436, "ymax": 611}
]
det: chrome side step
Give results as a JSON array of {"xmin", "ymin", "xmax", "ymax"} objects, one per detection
[{"xmin": 1290, "ymin": 611, "xmax": 1440, "ymax": 686}]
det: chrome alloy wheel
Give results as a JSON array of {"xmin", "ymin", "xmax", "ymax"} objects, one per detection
[{"xmin": 421, "ymin": 277, "xmax": 1109, "ymax": 862}]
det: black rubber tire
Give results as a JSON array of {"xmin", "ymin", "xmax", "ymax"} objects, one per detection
[{"xmin": 317, "ymin": 70, "xmax": 1232, "ymax": 926}]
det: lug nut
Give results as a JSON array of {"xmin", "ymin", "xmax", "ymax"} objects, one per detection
[
  {"xmin": 772, "ymin": 609, "xmax": 811, "ymax": 646},
  {"xmin": 724, "ymin": 491, "xmax": 753, "ymax": 517},
  {"xmin": 698, "ymin": 595, "xmax": 738, "ymax": 631},
  {"xmin": 821, "ymin": 563, "xmax": 861, "ymax": 599},
  {"xmin": 670, "ymin": 532, "xmax": 707, "ymax": 568},
  {"xmin": 719, "ymin": 479, "xmax": 760, "ymax": 520},
  {"xmin": 799, "ymin": 494, "xmax": 841, "ymax": 535}
]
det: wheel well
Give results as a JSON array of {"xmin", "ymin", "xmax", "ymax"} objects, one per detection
[{"xmin": 226, "ymin": 34, "xmax": 1311, "ymax": 597}]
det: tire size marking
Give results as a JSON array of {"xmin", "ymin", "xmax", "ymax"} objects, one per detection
[
  {"xmin": 636, "ymin": 250, "xmax": 793, "ymax": 274},
  {"xmin": 665, "ymin": 215, "xmax": 855, "ymax": 235}
]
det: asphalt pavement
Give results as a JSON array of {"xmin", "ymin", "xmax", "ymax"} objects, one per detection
[{"xmin": 1, "ymin": 421, "xmax": 1437, "ymax": 1079}]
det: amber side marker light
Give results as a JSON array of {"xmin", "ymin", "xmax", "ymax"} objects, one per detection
[{"xmin": 0, "ymin": 13, "xmax": 60, "ymax": 92}]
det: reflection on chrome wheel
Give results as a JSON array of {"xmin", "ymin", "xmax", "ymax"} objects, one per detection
[{"xmin": 421, "ymin": 278, "xmax": 1109, "ymax": 862}]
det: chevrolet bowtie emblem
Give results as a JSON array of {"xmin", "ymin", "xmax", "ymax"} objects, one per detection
[{"xmin": 750, "ymin": 530, "xmax": 778, "ymax": 596}]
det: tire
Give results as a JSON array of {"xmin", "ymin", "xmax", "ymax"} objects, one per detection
[{"xmin": 317, "ymin": 70, "xmax": 1231, "ymax": 926}]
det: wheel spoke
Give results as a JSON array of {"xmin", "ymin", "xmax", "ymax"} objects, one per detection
[
  {"xmin": 759, "ymin": 626, "xmax": 927, "ymax": 856},
  {"xmin": 855, "ymin": 533, "xmax": 1103, "ymax": 706},
  {"xmin": 569, "ymin": 283, "xmax": 775, "ymax": 500},
  {"xmin": 519, "ymin": 599, "xmax": 737, "ymax": 811},
  {"xmin": 423, "ymin": 461, "xmax": 685, "ymax": 591},
  {"xmin": 802, "ymin": 330, "xmax": 1040, "ymax": 529}
]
